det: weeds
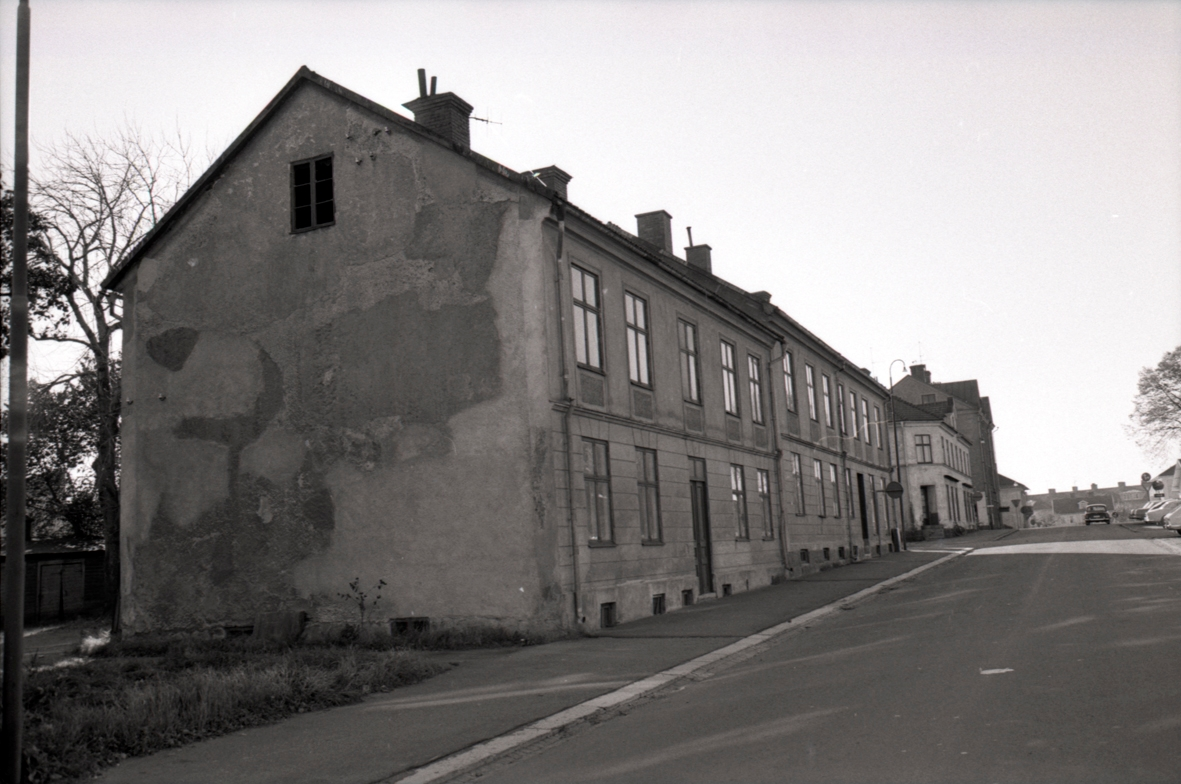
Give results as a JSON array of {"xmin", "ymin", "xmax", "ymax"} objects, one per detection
[{"xmin": 23, "ymin": 636, "xmax": 445, "ymax": 783}]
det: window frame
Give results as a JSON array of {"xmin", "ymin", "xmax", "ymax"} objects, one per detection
[
  {"xmin": 822, "ymin": 374, "xmax": 834, "ymax": 428},
  {"xmin": 792, "ymin": 453, "xmax": 805, "ymax": 514},
  {"xmin": 805, "ymin": 364, "xmax": 818, "ymax": 421},
  {"xmin": 636, "ymin": 447, "xmax": 662, "ymax": 543},
  {"xmin": 582, "ymin": 438, "xmax": 614, "ymax": 543},
  {"xmin": 747, "ymin": 354, "xmax": 765, "ymax": 424},
  {"xmin": 678, "ymin": 319, "xmax": 702, "ymax": 404},
  {"xmin": 624, "ymin": 291, "xmax": 652, "ymax": 388},
  {"xmin": 860, "ymin": 399, "xmax": 871, "ymax": 445},
  {"xmin": 291, "ymin": 154, "xmax": 335, "ymax": 233},
  {"xmin": 874, "ymin": 406, "xmax": 883, "ymax": 449},
  {"xmin": 721, "ymin": 340, "xmax": 740, "ymax": 417},
  {"xmin": 814, "ymin": 458, "xmax": 826, "ymax": 516},
  {"xmin": 837, "ymin": 383, "xmax": 847, "ymax": 435},
  {"xmin": 829, "ymin": 463, "xmax": 841, "ymax": 517},
  {"xmin": 757, "ymin": 468, "xmax": 774, "ymax": 539},
  {"xmin": 783, "ymin": 351, "xmax": 797, "ymax": 412},
  {"xmin": 849, "ymin": 390, "xmax": 859, "ymax": 440},
  {"xmin": 571, "ymin": 266, "xmax": 604, "ymax": 371},
  {"xmin": 731, "ymin": 464, "xmax": 750, "ymax": 540},
  {"xmin": 916, "ymin": 434, "xmax": 933, "ymax": 464}
]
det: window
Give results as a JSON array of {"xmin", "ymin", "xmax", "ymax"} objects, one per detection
[
  {"xmin": 874, "ymin": 406, "xmax": 883, "ymax": 449},
  {"xmin": 678, "ymin": 320, "xmax": 701, "ymax": 403},
  {"xmin": 583, "ymin": 438, "xmax": 613, "ymax": 542},
  {"xmin": 822, "ymin": 375, "xmax": 834, "ymax": 427},
  {"xmin": 916, "ymin": 434, "xmax": 933, "ymax": 463},
  {"xmin": 782, "ymin": 352, "xmax": 797, "ymax": 411},
  {"xmin": 637, "ymin": 448, "xmax": 661, "ymax": 542},
  {"xmin": 624, "ymin": 293, "xmax": 651, "ymax": 386},
  {"xmin": 757, "ymin": 469, "xmax": 773, "ymax": 538},
  {"xmin": 921, "ymin": 393, "xmax": 936, "ymax": 404},
  {"xmin": 837, "ymin": 383, "xmax": 847, "ymax": 435},
  {"xmin": 861, "ymin": 399, "xmax": 871, "ymax": 445},
  {"xmin": 572, "ymin": 267, "xmax": 602, "ymax": 370},
  {"xmin": 829, "ymin": 464, "xmax": 841, "ymax": 517},
  {"xmin": 814, "ymin": 458, "xmax": 826, "ymax": 516},
  {"xmin": 731, "ymin": 464, "xmax": 749, "ymax": 539},
  {"xmin": 792, "ymin": 453, "xmax": 805, "ymax": 514},
  {"xmin": 721, "ymin": 340, "xmax": 739, "ymax": 416},
  {"xmin": 748, "ymin": 355, "xmax": 764, "ymax": 424},
  {"xmin": 805, "ymin": 365, "xmax": 818, "ymax": 421},
  {"xmin": 845, "ymin": 467, "xmax": 855, "ymax": 520},
  {"xmin": 849, "ymin": 391, "xmax": 859, "ymax": 440},
  {"xmin": 291, "ymin": 155, "xmax": 335, "ymax": 232}
]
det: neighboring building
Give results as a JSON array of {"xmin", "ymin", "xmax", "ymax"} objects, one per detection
[
  {"xmin": 892, "ymin": 365, "xmax": 1001, "ymax": 527},
  {"xmin": 997, "ymin": 474, "xmax": 1029, "ymax": 528},
  {"xmin": 1149, "ymin": 461, "xmax": 1181, "ymax": 500},
  {"xmin": 1024, "ymin": 481, "xmax": 1150, "ymax": 526},
  {"xmin": 0, "ymin": 540, "xmax": 106, "ymax": 626},
  {"xmin": 886, "ymin": 397, "xmax": 979, "ymax": 533},
  {"xmin": 106, "ymin": 68, "xmax": 895, "ymax": 636}
]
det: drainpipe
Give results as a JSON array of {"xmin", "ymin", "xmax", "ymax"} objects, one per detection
[
  {"xmin": 835, "ymin": 367, "xmax": 855, "ymax": 561},
  {"xmin": 550, "ymin": 200, "xmax": 581, "ymax": 628}
]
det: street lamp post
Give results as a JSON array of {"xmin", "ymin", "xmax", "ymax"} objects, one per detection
[{"xmin": 887, "ymin": 360, "xmax": 908, "ymax": 550}]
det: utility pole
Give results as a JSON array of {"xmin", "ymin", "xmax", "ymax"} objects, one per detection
[{"xmin": 4, "ymin": 2, "xmax": 32, "ymax": 780}]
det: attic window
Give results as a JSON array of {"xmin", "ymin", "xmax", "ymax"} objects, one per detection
[{"xmin": 291, "ymin": 154, "xmax": 334, "ymax": 232}]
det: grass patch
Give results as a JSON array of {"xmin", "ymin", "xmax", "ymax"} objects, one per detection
[{"xmin": 22, "ymin": 635, "xmax": 447, "ymax": 783}]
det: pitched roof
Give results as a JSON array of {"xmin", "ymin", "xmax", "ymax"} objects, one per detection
[
  {"xmin": 888, "ymin": 397, "xmax": 948, "ymax": 422},
  {"xmin": 997, "ymin": 474, "xmax": 1028, "ymax": 489}
]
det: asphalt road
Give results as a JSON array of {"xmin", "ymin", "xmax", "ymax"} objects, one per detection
[{"xmin": 459, "ymin": 525, "xmax": 1181, "ymax": 784}]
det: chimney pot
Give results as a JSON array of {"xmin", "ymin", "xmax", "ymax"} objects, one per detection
[
  {"xmin": 403, "ymin": 88, "xmax": 474, "ymax": 149},
  {"xmin": 635, "ymin": 210, "xmax": 673, "ymax": 254},
  {"xmin": 685, "ymin": 244, "xmax": 713, "ymax": 274},
  {"xmin": 909, "ymin": 364, "xmax": 931, "ymax": 384},
  {"xmin": 530, "ymin": 166, "xmax": 572, "ymax": 200}
]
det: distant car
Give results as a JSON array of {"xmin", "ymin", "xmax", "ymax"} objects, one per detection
[
  {"xmin": 1084, "ymin": 504, "xmax": 1112, "ymax": 525},
  {"xmin": 1146, "ymin": 500, "xmax": 1181, "ymax": 524},
  {"xmin": 1133, "ymin": 500, "xmax": 1169, "ymax": 522},
  {"xmin": 1163, "ymin": 505, "xmax": 1181, "ymax": 535}
]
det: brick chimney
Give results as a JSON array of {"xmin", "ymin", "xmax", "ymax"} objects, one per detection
[
  {"xmin": 403, "ymin": 69, "xmax": 473, "ymax": 148},
  {"xmin": 910, "ymin": 364, "xmax": 931, "ymax": 384},
  {"xmin": 635, "ymin": 210, "xmax": 673, "ymax": 254},
  {"xmin": 685, "ymin": 244, "xmax": 712, "ymax": 274},
  {"xmin": 529, "ymin": 166, "xmax": 572, "ymax": 200}
]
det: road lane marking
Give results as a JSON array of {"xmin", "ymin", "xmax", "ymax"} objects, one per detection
[
  {"xmin": 969, "ymin": 540, "xmax": 1181, "ymax": 556},
  {"xmin": 980, "ymin": 668, "xmax": 1014, "ymax": 675},
  {"xmin": 391, "ymin": 550, "xmax": 968, "ymax": 784}
]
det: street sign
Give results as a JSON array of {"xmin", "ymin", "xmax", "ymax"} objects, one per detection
[
  {"xmin": 1141, "ymin": 472, "xmax": 1152, "ymax": 483},
  {"xmin": 884, "ymin": 481, "xmax": 904, "ymax": 499}
]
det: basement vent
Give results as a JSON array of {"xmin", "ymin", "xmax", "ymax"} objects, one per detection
[
  {"xmin": 652, "ymin": 594, "xmax": 666, "ymax": 615},
  {"xmin": 682, "ymin": 589, "xmax": 694, "ymax": 606},
  {"xmin": 600, "ymin": 602, "xmax": 618, "ymax": 628},
  {"xmin": 800, "ymin": 548, "xmax": 810, "ymax": 564},
  {"xmin": 722, "ymin": 583, "xmax": 732, "ymax": 597}
]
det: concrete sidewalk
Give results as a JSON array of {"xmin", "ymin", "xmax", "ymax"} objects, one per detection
[{"xmin": 98, "ymin": 530, "xmax": 1010, "ymax": 784}]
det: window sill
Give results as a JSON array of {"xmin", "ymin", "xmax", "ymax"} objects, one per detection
[
  {"xmin": 734, "ymin": 536, "xmax": 750, "ymax": 542},
  {"xmin": 762, "ymin": 535, "xmax": 776, "ymax": 542},
  {"xmin": 577, "ymin": 365, "xmax": 605, "ymax": 375},
  {"xmin": 641, "ymin": 539, "xmax": 664, "ymax": 546},
  {"xmin": 587, "ymin": 540, "xmax": 616, "ymax": 548}
]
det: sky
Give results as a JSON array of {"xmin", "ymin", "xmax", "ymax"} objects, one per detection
[{"xmin": 1, "ymin": 0, "xmax": 1178, "ymax": 494}]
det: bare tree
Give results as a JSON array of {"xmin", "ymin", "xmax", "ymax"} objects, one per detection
[
  {"xmin": 32, "ymin": 127, "xmax": 194, "ymax": 620},
  {"xmin": 1130, "ymin": 345, "xmax": 1181, "ymax": 461}
]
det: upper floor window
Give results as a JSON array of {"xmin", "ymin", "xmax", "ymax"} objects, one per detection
[
  {"xmin": 861, "ymin": 399, "xmax": 871, "ymax": 445},
  {"xmin": 721, "ymin": 340, "xmax": 739, "ymax": 416},
  {"xmin": 572, "ymin": 266, "xmax": 602, "ymax": 370},
  {"xmin": 916, "ymin": 434, "xmax": 933, "ymax": 463},
  {"xmin": 291, "ymin": 155, "xmax": 335, "ymax": 232},
  {"xmin": 850, "ymin": 391, "xmax": 860, "ymax": 440},
  {"xmin": 624, "ymin": 292, "xmax": 651, "ymax": 386},
  {"xmin": 822, "ymin": 374, "xmax": 834, "ymax": 428},
  {"xmin": 874, "ymin": 406, "xmax": 883, "ymax": 449},
  {"xmin": 805, "ymin": 365, "xmax": 818, "ymax": 421},
  {"xmin": 679, "ymin": 320, "xmax": 702, "ymax": 403},
  {"xmin": 921, "ymin": 393, "xmax": 936, "ymax": 404},
  {"xmin": 747, "ymin": 355, "xmax": 764, "ymax": 424},
  {"xmin": 783, "ymin": 352, "xmax": 797, "ymax": 411},
  {"xmin": 837, "ymin": 383, "xmax": 847, "ymax": 435}
]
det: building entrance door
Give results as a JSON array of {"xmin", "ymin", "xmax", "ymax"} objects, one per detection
[
  {"xmin": 857, "ymin": 473, "xmax": 870, "ymax": 541},
  {"xmin": 689, "ymin": 458, "xmax": 714, "ymax": 596}
]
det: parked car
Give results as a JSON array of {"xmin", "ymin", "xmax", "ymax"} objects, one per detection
[
  {"xmin": 1084, "ymin": 504, "xmax": 1112, "ymax": 525},
  {"xmin": 1146, "ymin": 499, "xmax": 1181, "ymax": 524},
  {"xmin": 1163, "ymin": 505, "xmax": 1181, "ymax": 535},
  {"xmin": 1129, "ymin": 502, "xmax": 1157, "ymax": 522}
]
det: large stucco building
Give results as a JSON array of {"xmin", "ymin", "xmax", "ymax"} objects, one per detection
[
  {"xmin": 886, "ymin": 397, "xmax": 980, "ymax": 533},
  {"xmin": 107, "ymin": 68, "xmax": 894, "ymax": 635}
]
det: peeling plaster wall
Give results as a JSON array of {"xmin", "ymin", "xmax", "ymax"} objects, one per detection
[{"xmin": 118, "ymin": 82, "xmax": 562, "ymax": 633}]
